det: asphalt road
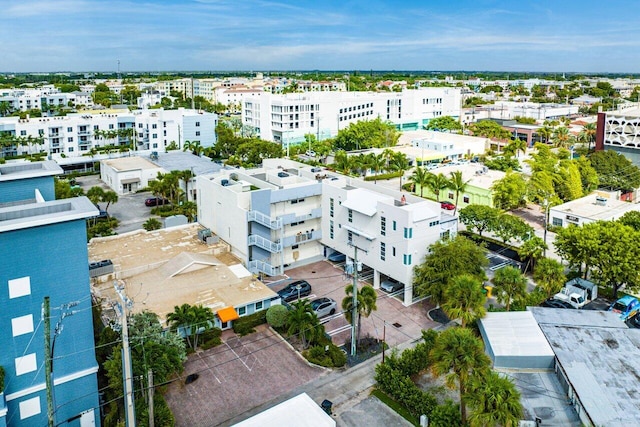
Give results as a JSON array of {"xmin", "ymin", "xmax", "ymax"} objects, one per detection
[{"xmin": 78, "ymin": 174, "xmax": 156, "ymax": 234}]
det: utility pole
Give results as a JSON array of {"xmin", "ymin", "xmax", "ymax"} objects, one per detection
[
  {"xmin": 148, "ymin": 369, "xmax": 154, "ymax": 427},
  {"xmin": 114, "ymin": 281, "xmax": 136, "ymax": 427},
  {"xmin": 43, "ymin": 297, "xmax": 54, "ymax": 427}
]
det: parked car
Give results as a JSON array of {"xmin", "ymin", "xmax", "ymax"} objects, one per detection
[
  {"xmin": 541, "ymin": 298, "xmax": 576, "ymax": 309},
  {"xmin": 440, "ymin": 201, "xmax": 456, "ymax": 210},
  {"xmin": 145, "ymin": 197, "xmax": 169, "ymax": 207},
  {"xmin": 310, "ymin": 297, "xmax": 337, "ymax": 318},
  {"xmin": 380, "ymin": 278, "xmax": 403, "ymax": 293},
  {"xmin": 608, "ymin": 296, "xmax": 640, "ymax": 320},
  {"xmin": 277, "ymin": 280, "xmax": 312, "ymax": 302},
  {"xmin": 327, "ymin": 251, "xmax": 346, "ymax": 263}
]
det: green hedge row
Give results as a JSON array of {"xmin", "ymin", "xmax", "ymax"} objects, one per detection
[
  {"xmin": 233, "ymin": 310, "xmax": 267, "ymax": 336},
  {"xmin": 364, "ymin": 171, "xmax": 403, "ymax": 181},
  {"xmin": 303, "ymin": 343, "xmax": 347, "ymax": 368}
]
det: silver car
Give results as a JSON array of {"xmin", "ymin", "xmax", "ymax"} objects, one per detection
[{"xmin": 310, "ymin": 297, "xmax": 337, "ymax": 318}]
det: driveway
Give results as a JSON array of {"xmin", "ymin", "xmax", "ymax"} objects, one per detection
[
  {"xmin": 164, "ymin": 325, "xmax": 324, "ymax": 427},
  {"xmin": 78, "ymin": 174, "xmax": 157, "ymax": 233}
]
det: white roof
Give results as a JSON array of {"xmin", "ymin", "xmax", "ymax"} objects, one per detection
[
  {"xmin": 342, "ymin": 188, "xmax": 392, "ymax": 216},
  {"xmin": 232, "ymin": 393, "xmax": 335, "ymax": 427},
  {"xmin": 480, "ymin": 311, "xmax": 554, "ymax": 358}
]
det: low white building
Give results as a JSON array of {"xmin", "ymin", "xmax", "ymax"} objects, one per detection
[
  {"xmin": 549, "ymin": 191, "xmax": 640, "ymax": 228},
  {"xmin": 100, "ymin": 156, "xmax": 164, "ymax": 194}
]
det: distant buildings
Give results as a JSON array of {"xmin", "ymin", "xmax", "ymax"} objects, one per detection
[
  {"xmin": 242, "ymin": 88, "xmax": 462, "ymax": 145},
  {"xmin": 0, "ymin": 161, "xmax": 100, "ymax": 426}
]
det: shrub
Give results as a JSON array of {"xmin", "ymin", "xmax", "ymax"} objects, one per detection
[
  {"xmin": 303, "ymin": 343, "xmax": 347, "ymax": 368},
  {"xmin": 232, "ymin": 310, "xmax": 267, "ymax": 336},
  {"xmin": 199, "ymin": 327, "xmax": 222, "ymax": 350},
  {"xmin": 429, "ymin": 400, "xmax": 462, "ymax": 427},
  {"xmin": 143, "ymin": 218, "xmax": 163, "ymax": 231},
  {"xmin": 266, "ymin": 305, "xmax": 289, "ymax": 328},
  {"xmin": 364, "ymin": 171, "xmax": 403, "ymax": 182}
]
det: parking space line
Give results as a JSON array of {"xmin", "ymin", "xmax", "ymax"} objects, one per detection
[
  {"xmin": 225, "ymin": 341, "xmax": 252, "ymax": 372},
  {"xmin": 327, "ymin": 325, "xmax": 352, "ymax": 336},
  {"xmin": 197, "ymin": 352, "xmax": 222, "ymax": 384}
]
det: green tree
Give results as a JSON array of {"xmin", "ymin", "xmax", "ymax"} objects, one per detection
[
  {"xmin": 430, "ymin": 328, "xmax": 491, "ymax": 425},
  {"xmin": 504, "ymin": 138, "xmax": 527, "ymax": 158},
  {"xmin": 286, "ymin": 300, "xmax": 324, "ymax": 349},
  {"xmin": 413, "ymin": 236, "xmax": 488, "ymax": 306},
  {"xmin": 491, "ymin": 266, "xmax": 528, "ymax": 311},
  {"xmin": 575, "ymin": 156, "xmax": 599, "ymax": 193},
  {"xmin": 618, "ymin": 210, "xmax": 640, "ymax": 231},
  {"xmin": 426, "ymin": 116, "xmax": 463, "ymax": 133},
  {"xmin": 536, "ymin": 125, "xmax": 553, "ymax": 144},
  {"xmin": 409, "ymin": 166, "xmax": 429, "ymax": 197},
  {"xmin": 265, "ymin": 305, "xmax": 289, "ymax": 328},
  {"xmin": 552, "ymin": 126, "xmax": 573, "ymax": 148},
  {"xmin": 447, "ymin": 171, "xmax": 469, "ymax": 214},
  {"xmin": 493, "ymin": 213, "xmax": 533, "ymax": 245},
  {"xmin": 458, "ymin": 205, "xmax": 500, "ymax": 237},
  {"xmin": 589, "ymin": 150, "xmax": 640, "ymax": 193},
  {"xmin": 469, "ymin": 120, "xmax": 512, "ymax": 140},
  {"xmin": 333, "ymin": 117, "xmax": 399, "ymax": 151},
  {"xmin": 532, "ymin": 257, "xmax": 565, "ymax": 298},
  {"xmin": 426, "ymin": 172, "xmax": 450, "ymax": 202},
  {"xmin": 441, "ymin": 275, "xmax": 486, "ymax": 327},
  {"xmin": 368, "ymin": 153, "xmax": 387, "ymax": 183},
  {"xmin": 517, "ymin": 236, "xmax": 547, "ymax": 274},
  {"xmin": 388, "ymin": 152, "xmax": 410, "ymax": 190},
  {"xmin": 342, "ymin": 285, "xmax": 377, "ymax": 347},
  {"xmin": 491, "ymin": 171, "xmax": 528, "ymax": 210},
  {"xmin": 102, "ymin": 190, "xmax": 118, "ymax": 215},
  {"xmin": 555, "ymin": 159, "xmax": 584, "ymax": 201},
  {"xmin": 467, "ymin": 371, "xmax": 523, "ymax": 427},
  {"xmin": 86, "ymin": 186, "xmax": 105, "ymax": 206}
]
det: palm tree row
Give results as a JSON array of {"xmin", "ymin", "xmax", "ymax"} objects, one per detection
[
  {"xmin": 333, "ymin": 150, "xmax": 410, "ymax": 186},
  {"xmin": 409, "ymin": 167, "xmax": 470, "ymax": 213},
  {"xmin": 167, "ymin": 303, "xmax": 216, "ymax": 350}
]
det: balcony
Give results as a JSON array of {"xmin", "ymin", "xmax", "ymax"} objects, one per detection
[
  {"xmin": 78, "ymin": 130, "xmax": 91, "ymax": 136},
  {"xmin": 281, "ymin": 207, "xmax": 322, "ymax": 225},
  {"xmin": 248, "ymin": 260, "xmax": 282, "ymax": 277},
  {"xmin": 282, "ymin": 230, "xmax": 322, "ymax": 247},
  {"xmin": 248, "ymin": 210, "xmax": 282, "ymax": 230},
  {"xmin": 248, "ymin": 234, "xmax": 282, "ymax": 253}
]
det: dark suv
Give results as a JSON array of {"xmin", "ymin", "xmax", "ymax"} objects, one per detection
[
  {"xmin": 145, "ymin": 197, "xmax": 169, "ymax": 207},
  {"xmin": 277, "ymin": 280, "xmax": 312, "ymax": 302}
]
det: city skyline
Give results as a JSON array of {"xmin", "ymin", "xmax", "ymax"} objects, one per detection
[{"xmin": 1, "ymin": 0, "xmax": 639, "ymax": 73}]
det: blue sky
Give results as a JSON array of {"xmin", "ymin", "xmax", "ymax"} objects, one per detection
[{"xmin": 1, "ymin": 0, "xmax": 638, "ymax": 73}]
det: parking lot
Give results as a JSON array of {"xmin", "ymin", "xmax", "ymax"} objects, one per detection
[
  {"xmin": 272, "ymin": 260, "xmax": 440, "ymax": 349},
  {"xmin": 164, "ymin": 325, "xmax": 324, "ymax": 427}
]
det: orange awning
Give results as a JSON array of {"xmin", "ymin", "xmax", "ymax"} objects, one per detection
[{"xmin": 217, "ymin": 306, "xmax": 240, "ymax": 323}]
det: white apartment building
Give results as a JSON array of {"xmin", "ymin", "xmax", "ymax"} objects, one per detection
[
  {"xmin": 242, "ymin": 88, "xmax": 462, "ymax": 146},
  {"xmin": 196, "ymin": 158, "xmax": 458, "ymax": 306},
  {"xmin": 0, "ymin": 108, "xmax": 217, "ymax": 162}
]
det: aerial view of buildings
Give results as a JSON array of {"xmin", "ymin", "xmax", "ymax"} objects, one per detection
[{"xmin": 2, "ymin": 1, "xmax": 640, "ymax": 427}]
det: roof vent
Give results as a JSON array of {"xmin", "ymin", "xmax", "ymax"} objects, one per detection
[{"xmin": 595, "ymin": 196, "xmax": 607, "ymax": 206}]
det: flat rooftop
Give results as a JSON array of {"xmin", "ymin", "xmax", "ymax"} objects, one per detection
[
  {"xmin": 550, "ymin": 192, "xmax": 640, "ymax": 221},
  {"xmin": 480, "ymin": 311, "xmax": 554, "ymax": 360},
  {"xmin": 0, "ymin": 160, "xmax": 62, "ymax": 182},
  {"xmin": 529, "ymin": 307, "xmax": 640, "ymax": 426},
  {"xmin": 102, "ymin": 156, "xmax": 160, "ymax": 171},
  {"xmin": 0, "ymin": 196, "xmax": 98, "ymax": 233},
  {"xmin": 88, "ymin": 224, "xmax": 276, "ymax": 322},
  {"xmin": 148, "ymin": 151, "xmax": 223, "ymax": 176},
  {"xmin": 432, "ymin": 163, "xmax": 506, "ymax": 190}
]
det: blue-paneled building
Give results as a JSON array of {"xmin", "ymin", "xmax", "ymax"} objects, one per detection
[{"xmin": 0, "ymin": 161, "xmax": 100, "ymax": 427}]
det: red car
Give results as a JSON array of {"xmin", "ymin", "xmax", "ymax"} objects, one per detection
[
  {"xmin": 440, "ymin": 201, "xmax": 456, "ymax": 210},
  {"xmin": 145, "ymin": 197, "xmax": 169, "ymax": 207}
]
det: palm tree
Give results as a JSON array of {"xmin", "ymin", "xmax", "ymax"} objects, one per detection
[
  {"xmin": 409, "ymin": 166, "xmax": 429, "ymax": 197},
  {"xmin": 286, "ymin": 300, "xmax": 323, "ymax": 349},
  {"xmin": 368, "ymin": 153, "xmax": 386, "ymax": 183},
  {"xmin": 426, "ymin": 172, "xmax": 449, "ymax": 201},
  {"xmin": 388, "ymin": 152, "xmax": 410, "ymax": 191},
  {"xmin": 517, "ymin": 236, "xmax": 547, "ymax": 274},
  {"xmin": 430, "ymin": 328, "xmax": 491, "ymax": 425},
  {"xmin": 341, "ymin": 285, "xmax": 377, "ymax": 348},
  {"xmin": 537, "ymin": 126, "xmax": 553, "ymax": 144},
  {"xmin": 552, "ymin": 126, "xmax": 572, "ymax": 148},
  {"xmin": 582, "ymin": 122, "xmax": 596, "ymax": 150},
  {"xmin": 334, "ymin": 150, "xmax": 352, "ymax": 175},
  {"xmin": 179, "ymin": 169, "xmax": 195, "ymax": 202},
  {"xmin": 532, "ymin": 257, "xmax": 566, "ymax": 298},
  {"xmin": 447, "ymin": 170, "xmax": 469, "ymax": 214},
  {"xmin": 86, "ymin": 186, "xmax": 105, "ymax": 206},
  {"xmin": 491, "ymin": 266, "xmax": 528, "ymax": 311},
  {"xmin": 467, "ymin": 371, "xmax": 523, "ymax": 427},
  {"xmin": 441, "ymin": 275, "xmax": 486, "ymax": 327},
  {"xmin": 189, "ymin": 305, "xmax": 215, "ymax": 349},
  {"xmin": 167, "ymin": 303, "xmax": 196, "ymax": 349},
  {"xmin": 507, "ymin": 138, "xmax": 527, "ymax": 158},
  {"xmin": 102, "ymin": 190, "xmax": 119, "ymax": 215}
]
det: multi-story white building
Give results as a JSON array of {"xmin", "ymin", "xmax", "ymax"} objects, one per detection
[
  {"xmin": 0, "ymin": 108, "xmax": 217, "ymax": 162},
  {"xmin": 242, "ymin": 88, "xmax": 462, "ymax": 145},
  {"xmin": 196, "ymin": 158, "xmax": 458, "ymax": 305}
]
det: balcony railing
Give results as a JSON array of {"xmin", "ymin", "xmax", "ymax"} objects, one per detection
[
  {"xmin": 248, "ymin": 234, "xmax": 282, "ymax": 253},
  {"xmin": 248, "ymin": 260, "xmax": 282, "ymax": 277},
  {"xmin": 282, "ymin": 230, "xmax": 322, "ymax": 247},
  {"xmin": 247, "ymin": 210, "xmax": 282, "ymax": 230}
]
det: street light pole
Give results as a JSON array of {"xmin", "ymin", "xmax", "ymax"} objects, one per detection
[
  {"xmin": 543, "ymin": 198, "xmax": 550, "ymax": 256},
  {"xmin": 296, "ymin": 284, "xmax": 301, "ymax": 301}
]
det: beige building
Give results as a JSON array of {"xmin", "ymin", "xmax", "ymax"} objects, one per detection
[
  {"xmin": 89, "ymin": 224, "xmax": 279, "ymax": 329},
  {"xmin": 100, "ymin": 156, "xmax": 164, "ymax": 194}
]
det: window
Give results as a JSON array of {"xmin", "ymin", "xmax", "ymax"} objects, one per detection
[
  {"xmin": 392, "ymin": 247, "xmax": 396, "ymax": 256},
  {"xmin": 109, "ymin": 124, "xmax": 114, "ymax": 129},
  {"xmin": 20, "ymin": 130, "xmax": 26, "ymax": 136},
  {"xmin": 67, "ymin": 127, "xmax": 73, "ymax": 132},
  {"xmin": 195, "ymin": 131, "xmax": 200, "ymax": 136},
  {"xmin": 68, "ymin": 147, "xmax": 74, "ymax": 152},
  {"xmin": 403, "ymin": 227, "xmax": 413, "ymax": 239},
  {"xmin": 255, "ymin": 301, "xmax": 263, "ymax": 310},
  {"xmin": 12, "ymin": 314, "xmax": 34, "ymax": 337},
  {"xmin": 380, "ymin": 242, "xmax": 386, "ymax": 261},
  {"xmin": 380, "ymin": 216, "xmax": 386, "ymax": 236},
  {"xmin": 8, "ymin": 276, "xmax": 31, "ymax": 299},
  {"xmin": 152, "ymin": 143, "xmax": 158, "ymax": 148},
  {"xmin": 291, "ymin": 244, "xmax": 299, "ymax": 249},
  {"xmin": 448, "ymin": 193, "xmax": 454, "ymax": 199},
  {"xmin": 152, "ymin": 133, "xmax": 157, "ymax": 139},
  {"xmin": 152, "ymin": 123, "xmax": 157, "ymax": 129},
  {"xmin": 19, "ymin": 396, "xmax": 41, "ymax": 420},
  {"xmin": 238, "ymin": 306, "xmax": 246, "ymax": 316},
  {"xmin": 196, "ymin": 121, "xmax": 200, "ymax": 127},
  {"xmin": 348, "ymin": 209, "xmax": 353, "ymax": 223},
  {"xmin": 463, "ymin": 196, "xmax": 469, "ymax": 203},
  {"xmin": 403, "ymin": 254, "xmax": 412, "ymax": 265},
  {"xmin": 348, "ymin": 231, "xmax": 353, "ymax": 245},
  {"xmin": 15, "ymin": 353, "xmax": 37, "ymax": 375},
  {"xmin": 67, "ymin": 137, "xmax": 73, "ymax": 142},
  {"xmin": 329, "ymin": 198, "xmax": 334, "ymax": 217},
  {"xmin": 392, "ymin": 220, "xmax": 397, "ymax": 231},
  {"xmin": 330, "ymin": 220, "xmax": 334, "ymax": 239},
  {"xmin": 552, "ymin": 217, "xmax": 563, "ymax": 227},
  {"xmin": 429, "ymin": 220, "xmax": 439, "ymax": 227}
]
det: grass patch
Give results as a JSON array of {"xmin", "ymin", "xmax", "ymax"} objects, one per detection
[{"xmin": 370, "ymin": 389, "xmax": 419, "ymax": 426}]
